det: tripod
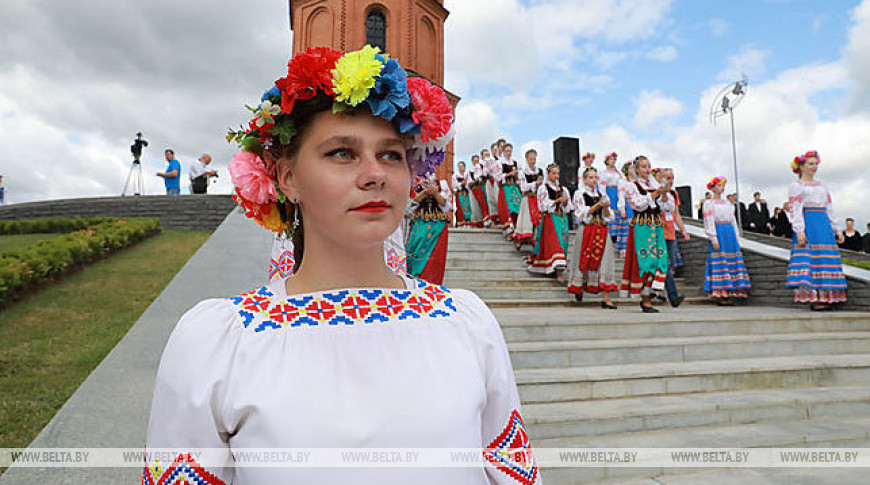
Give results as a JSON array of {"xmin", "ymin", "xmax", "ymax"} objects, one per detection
[{"xmin": 122, "ymin": 160, "xmax": 144, "ymax": 196}]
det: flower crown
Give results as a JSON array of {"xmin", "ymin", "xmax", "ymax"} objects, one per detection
[
  {"xmin": 621, "ymin": 160, "xmax": 634, "ymax": 177},
  {"xmin": 226, "ymin": 45, "xmax": 455, "ymax": 233},
  {"xmin": 706, "ymin": 176, "xmax": 727, "ymax": 190},
  {"xmin": 790, "ymin": 150, "xmax": 819, "ymax": 174},
  {"xmin": 605, "ymin": 152, "xmax": 617, "ymax": 160},
  {"xmin": 582, "ymin": 152, "xmax": 595, "ymax": 160}
]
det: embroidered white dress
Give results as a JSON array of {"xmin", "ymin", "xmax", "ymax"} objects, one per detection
[{"xmin": 143, "ymin": 276, "xmax": 540, "ymax": 485}]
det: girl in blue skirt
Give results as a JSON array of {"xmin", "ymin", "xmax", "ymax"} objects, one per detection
[
  {"xmin": 702, "ymin": 176, "xmax": 751, "ymax": 305},
  {"xmin": 786, "ymin": 151, "xmax": 847, "ymax": 310}
]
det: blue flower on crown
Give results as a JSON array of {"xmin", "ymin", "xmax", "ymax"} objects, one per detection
[
  {"xmin": 366, "ymin": 55, "xmax": 412, "ymax": 123},
  {"xmin": 261, "ymin": 85, "xmax": 281, "ymax": 102}
]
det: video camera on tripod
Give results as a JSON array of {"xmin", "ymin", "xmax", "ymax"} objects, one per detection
[{"xmin": 123, "ymin": 132, "xmax": 149, "ymax": 196}]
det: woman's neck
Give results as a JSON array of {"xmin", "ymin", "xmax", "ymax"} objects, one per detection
[
  {"xmin": 286, "ymin": 230, "xmax": 402, "ymax": 295},
  {"xmin": 800, "ymin": 173, "xmax": 815, "ymax": 183}
]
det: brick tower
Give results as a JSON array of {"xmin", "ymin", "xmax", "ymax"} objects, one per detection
[{"xmin": 288, "ymin": 0, "xmax": 457, "ymax": 181}]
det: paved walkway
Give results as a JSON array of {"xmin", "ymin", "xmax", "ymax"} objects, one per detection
[{"xmin": 0, "ymin": 210, "xmax": 272, "ymax": 484}]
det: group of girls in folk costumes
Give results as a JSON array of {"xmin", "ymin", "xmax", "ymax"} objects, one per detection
[
  {"xmin": 451, "ymin": 161, "xmax": 475, "ymax": 227},
  {"xmin": 406, "ymin": 175, "xmax": 452, "ymax": 285},
  {"xmin": 702, "ymin": 176, "xmax": 752, "ymax": 305},
  {"xmin": 786, "ymin": 151, "xmax": 848, "ymax": 310},
  {"xmin": 615, "ymin": 161, "xmax": 637, "ymax": 258},
  {"xmin": 514, "ymin": 149, "xmax": 544, "ymax": 250},
  {"xmin": 619, "ymin": 156, "xmax": 673, "ymax": 313},
  {"xmin": 566, "ymin": 167, "xmax": 618, "ymax": 308},
  {"xmin": 528, "ymin": 164, "xmax": 572, "ymax": 282}
]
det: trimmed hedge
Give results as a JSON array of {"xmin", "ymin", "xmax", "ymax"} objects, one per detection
[
  {"xmin": 0, "ymin": 217, "xmax": 119, "ymax": 235},
  {"xmin": 0, "ymin": 218, "xmax": 161, "ymax": 304},
  {"xmin": 844, "ymin": 259, "xmax": 870, "ymax": 271}
]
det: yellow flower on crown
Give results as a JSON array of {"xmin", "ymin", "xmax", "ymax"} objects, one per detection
[{"xmin": 331, "ymin": 45, "xmax": 384, "ymax": 107}]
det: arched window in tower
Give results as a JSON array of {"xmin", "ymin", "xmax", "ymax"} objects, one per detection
[{"xmin": 365, "ymin": 9, "xmax": 387, "ymax": 52}]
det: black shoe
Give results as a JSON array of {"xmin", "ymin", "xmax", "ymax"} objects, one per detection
[
  {"xmin": 574, "ymin": 293, "xmax": 583, "ymax": 302},
  {"xmin": 640, "ymin": 302, "xmax": 659, "ymax": 313},
  {"xmin": 601, "ymin": 301, "xmax": 617, "ymax": 310},
  {"xmin": 670, "ymin": 295, "xmax": 684, "ymax": 308},
  {"xmin": 654, "ymin": 295, "xmax": 667, "ymax": 303}
]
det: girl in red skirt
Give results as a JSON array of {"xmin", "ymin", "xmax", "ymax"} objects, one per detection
[{"xmin": 528, "ymin": 164, "xmax": 572, "ymax": 283}]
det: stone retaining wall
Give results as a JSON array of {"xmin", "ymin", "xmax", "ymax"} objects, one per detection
[
  {"xmin": 679, "ymin": 233, "xmax": 870, "ymax": 312},
  {"xmin": 0, "ymin": 195, "xmax": 236, "ymax": 231}
]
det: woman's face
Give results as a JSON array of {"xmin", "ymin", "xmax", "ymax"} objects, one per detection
[
  {"xmin": 605, "ymin": 157, "xmax": 615, "ymax": 168},
  {"xmin": 458, "ymin": 162, "xmax": 466, "ymax": 173},
  {"xmin": 803, "ymin": 156, "xmax": 819, "ymax": 176},
  {"xmin": 583, "ymin": 170, "xmax": 598, "ymax": 188},
  {"xmin": 712, "ymin": 181, "xmax": 726, "ymax": 195},
  {"xmin": 548, "ymin": 166, "xmax": 560, "ymax": 183},
  {"xmin": 636, "ymin": 159, "xmax": 651, "ymax": 178},
  {"xmin": 277, "ymin": 110, "xmax": 410, "ymax": 251}
]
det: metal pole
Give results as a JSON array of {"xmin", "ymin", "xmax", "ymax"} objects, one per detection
[{"xmin": 729, "ymin": 105, "xmax": 743, "ymax": 236}]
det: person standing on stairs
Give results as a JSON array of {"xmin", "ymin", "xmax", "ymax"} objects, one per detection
[
  {"xmin": 702, "ymin": 176, "xmax": 752, "ymax": 305},
  {"xmin": 620, "ymin": 156, "xmax": 672, "ymax": 313},
  {"xmin": 468, "ymin": 154, "xmax": 488, "ymax": 227},
  {"xmin": 567, "ymin": 167, "xmax": 618, "ymax": 308},
  {"xmin": 615, "ymin": 160, "xmax": 637, "ymax": 259},
  {"xmin": 452, "ymin": 161, "xmax": 473, "ymax": 228},
  {"xmin": 657, "ymin": 168, "xmax": 687, "ymax": 307},
  {"xmin": 600, "ymin": 153, "xmax": 622, "ymax": 245},
  {"xmin": 496, "ymin": 143, "xmax": 522, "ymax": 239},
  {"xmin": 407, "ymin": 174, "xmax": 452, "ymax": 285},
  {"xmin": 144, "ymin": 46, "xmax": 540, "ymax": 485},
  {"xmin": 514, "ymin": 148, "xmax": 543, "ymax": 252},
  {"xmin": 528, "ymin": 163, "xmax": 572, "ymax": 282},
  {"xmin": 482, "ymin": 146, "xmax": 502, "ymax": 228},
  {"xmin": 786, "ymin": 151, "xmax": 848, "ymax": 310}
]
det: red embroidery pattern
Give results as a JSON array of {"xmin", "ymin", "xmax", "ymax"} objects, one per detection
[
  {"xmin": 141, "ymin": 452, "xmax": 226, "ymax": 485},
  {"xmin": 483, "ymin": 409, "xmax": 538, "ymax": 485}
]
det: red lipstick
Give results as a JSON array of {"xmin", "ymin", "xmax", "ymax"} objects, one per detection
[{"xmin": 351, "ymin": 200, "xmax": 390, "ymax": 213}]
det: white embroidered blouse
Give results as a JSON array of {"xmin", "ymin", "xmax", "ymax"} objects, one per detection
[
  {"xmin": 624, "ymin": 176, "xmax": 675, "ymax": 213},
  {"xmin": 573, "ymin": 184, "xmax": 613, "ymax": 225},
  {"xmin": 599, "ymin": 170, "xmax": 622, "ymax": 189},
  {"xmin": 143, "ymin": 276, "xmax": 540, "ymax": 485},
  {"xmin": 702, "ymin": 198, "xmax": 741, "ymax": 240},
  {"xmin": 537, "ymin": 181, "xmax": 572, "ymax": 214},
  {"xmin": 787, "ymin": 180, "xmax": 842, "ymax": 236}
]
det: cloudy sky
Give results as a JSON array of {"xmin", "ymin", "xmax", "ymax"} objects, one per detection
[{"xmin": 2, "ymin": 0, "xmax": 869, "ymax": 227}]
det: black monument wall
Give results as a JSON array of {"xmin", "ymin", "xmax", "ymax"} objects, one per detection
[
  {"xmin": 553, "ymin": 136, "xmax": 580, "ymax": 194},
  {"xmin": 676, "ymin": 185, "xmax": 692, "ymax": 218}
]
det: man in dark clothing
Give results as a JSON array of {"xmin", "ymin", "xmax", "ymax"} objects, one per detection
[
  {"xmin": 727, "ymin": 193, "xmax": 748, "ymax": 230},
  {"xmin": 839, "ymin": 218, "xmax": 863, "ymax": 252},
  {"xmin": 747, "ymin": 191, "xmax": 771, "ymax": 234},
  {"xmin": 862, "ymin": 223, "xmax": 870, "ymax": 253}
]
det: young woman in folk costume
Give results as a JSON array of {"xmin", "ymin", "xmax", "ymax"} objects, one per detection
[
  {"xmin": 599, "ymin": 152, "xmax": 623, "ymax": 244},
  {"xmin": 407, "ymin": 174, "xmax": 452, "ymax": 285},
  {"xmin": 581, "ymin": 152, "xmax": 595, "ymax": 170},
  {"xmin": 567, "ymin": 167, "xmax": 618, "ymax": 309},
  {"xmin": 514, "ymin": 149, "xmax": 544, "ymax": 251},
  {"xmin": 482, "ymin": 146, "xmax": 502, "ymax": 227},
  {"xmin": 467, "ymin": 154, "xmax": 489, "ymax": 227},
  {"xmin": 620, "ymin": 156, "xmax": 673, "ymax": 313},
  {"xmin": 496, "ymin": 143, "xmax": 523, "ymax": 238},
  {"xmin": 452, "ymin": 161, "xmax": 473, "ymax": 227},
  {"xmin": 143, "ymin": 46, "xmax": 540, "ymax": 485},
  {"xmin": 786, "ymin": 151, "xmax": 848, "ymax": 310},
  {"xmin": 528, "ymin": 164, "xmax": 572, "ymax": 283},
  {"xmin": 702, "ymin": 176, "xmax": 751, "ymax": 305},
  {"xmin": 614, "ymin": 160, "xmax": 637, "ymax": 258}
]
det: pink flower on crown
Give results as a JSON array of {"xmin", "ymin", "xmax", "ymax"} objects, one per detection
[
  {"xmin": 228, "ymin": 151, "xmax": 277, "ymax": 205},
  {"xmin": 407, "ymin": 77, "xmax": 453, "ymax": 142}
]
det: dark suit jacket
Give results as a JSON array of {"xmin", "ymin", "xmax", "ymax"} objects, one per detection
[
  {"xmin": 747, "ymin": 201, "xmax": 770, "ymax": 234},
  {"xmin": 734, "ymin": 202, "xmax": 748, "ymax": 229}
]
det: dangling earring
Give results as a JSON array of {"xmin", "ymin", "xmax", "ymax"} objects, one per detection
[{"xmin": 291, "ymin": 199, "xmax": 300, "ymax": 234}]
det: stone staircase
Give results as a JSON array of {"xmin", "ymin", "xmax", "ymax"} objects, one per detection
[{"xmin": 444, "ymin": 227, "xmax": 870, "ymax": 484}]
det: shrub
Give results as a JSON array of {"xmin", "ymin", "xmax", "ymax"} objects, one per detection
[
  {"xmin": 0, "ymin": 217, "xmax": 119, "ymax": 235},
  {"xmin": 0, "ymin": 218, "xmax": 160, "ymax": 305}
]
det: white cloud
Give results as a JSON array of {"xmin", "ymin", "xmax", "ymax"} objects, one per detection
[
  {"xmin": 633, "ymin": 90, "xmax": 684, "ymax": 129},
  {"xmin": 707, "ymin": 18, "xmax": 729, "ymax": 37},
  {"xmin": 647, "ymin": 45, "xmax": 678, "ymax": 62},
  {"xmin": 846, "ymin": 0, "xmax": 870, "ymax": 112},
  {"xmin": 717, "ymin": 46, "xmax": 770, "ymax": 82},
  {"xmin": 454, "ymin": 101, "xmax": 499, "ymax": 160}
]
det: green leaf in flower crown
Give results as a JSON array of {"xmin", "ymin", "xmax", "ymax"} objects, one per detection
[
  {"xmin": 332, "ymin": 102, "xmax": 349, "ymax": 114},
  {"xmin": 271, "ymin": 118, "xmax": 297, "ymax": 145},
  {"xmin": 240, "ymin": 135, "xmax": 262, "ymax": 152}
]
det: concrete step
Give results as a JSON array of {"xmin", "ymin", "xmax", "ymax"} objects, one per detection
[
  {"xmin": 446, "ymin": 258, "xmax": 530, "ymax": 270},
  {"xmin": 536, "ymin": 415, "xmax": 870, "ymax": 484},
  {"xmin": 491, "ymin": 307, "xmax": 870, "ymax": 342},
  {"xmin": 446, "ymin": 250, "xmax": 529, "ymax": 261},
  {"xmin": 523, "ymin": 385, "xmax": 870, "ymax": 440},
  {"xmin": 595, "ymin": 466, "xmax": 870, "ymax": 485},
  {"xmin": 485, "ymin": 296, "xmax": 708, "ymax": 308},
  {"xmin": 444, "ymin": 268, "xmax": 552, "ymax": 280},
  {"xmin": 515, "ymin": 354, "xmax": 870, "ymax": 403},
  {"xmin": 445, "ymin": 277, "xmax": 568, "ymax": 289},
  {"xmin": 508, "ymin": 332, "xmax": 870, "ymax": 369}
]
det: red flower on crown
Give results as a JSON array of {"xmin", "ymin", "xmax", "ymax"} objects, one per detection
[
  {"xmin": 407, "ymin": 77, "xmax": 453, "ymax": 142},
  {"xmin": 274, "ymin": 46, "xmax": 343, "ymax": 114}
]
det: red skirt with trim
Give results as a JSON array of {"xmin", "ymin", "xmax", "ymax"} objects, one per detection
[{"xmin": 419, "ymin": 223, "xmax": 449, "ymax": 285}]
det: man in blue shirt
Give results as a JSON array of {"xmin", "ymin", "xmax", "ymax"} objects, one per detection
[{"xmin": 157, "ymin": 149, "xmax": 181, "ymax": 195}]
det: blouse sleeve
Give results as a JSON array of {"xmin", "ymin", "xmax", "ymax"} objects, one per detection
[
  {"xmin": 537, "ymin": 185, "xmax": 554, "ymax": 214},
  {"xmin": 142, "ymin": 299, "xmax": 242, "ymax": 485},
  {"xmin": 657, "ymin": 190, "xmax": 675, "ymax": 213},
  {"xmin": 626, "ymin": 182, "xmax": 650, "ymax": 212},
  {"xmin": 451, "ymin": 175, "xmax": 462, "ymax": 192},
  {"xmin": 788, "ymin": 182, "xmax": 805, "ymax": 236},
  {"xmin": 601, "ymin": 191, "xmax": 614, "ymax": 223},
  {"xmin": 455, "ymin": 290, "xmax": 541, "ymax": 485},
  {"xmin": 563, "ymin": 188, "xmax": 574, "ymax": 214},
  {"xmin": 616, "ymin": 181, "xmax": 627, "ymax": 212},
  {"xmin": 439, "ymin": 181, "xmax": 453, "ymax": 212},
  {"xmin": 573, "ymin": 190, "xmax": 588, "ymax": 224},
  {"xmin": 825, "ymin": 184, "xmax": 843, "ymax": 234},
  {"xmin": 702, "ymin": 200, "xmax": 717, "ymax": 239}
]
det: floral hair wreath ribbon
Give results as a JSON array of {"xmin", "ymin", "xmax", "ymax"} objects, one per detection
[
  {"xmin": 620, "ymin": 160, "xmax": 634, "ymax": 177},
  {"xmin": 582, "ymin": 152, "xmax": 595, "ymax": 161},
  {"xmin": 790, "ymin": 150, "xmax": 819, "ymax": 174},
  {"xmin": 605, "ymin": 152, "xmax": 617, "ymax": 160},
  {"xmin": 225, "ymin": 45, "xmax": 455, "ymax": 233},
  {"xmin": 706, "ymin": 176, "xmax": 727, "ymax": 190}
]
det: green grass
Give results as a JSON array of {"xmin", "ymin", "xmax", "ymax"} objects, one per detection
[
  {"xmin": 0, "ymin": 234, "xmax": 61, "ymax": 253},
  {"xmin": 0, "ymin": 229, "xmax": 210, "ymax": 451},
  {"xmin": 843, "ymin": 259, "xmax": 870, "ymax": 271}
]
